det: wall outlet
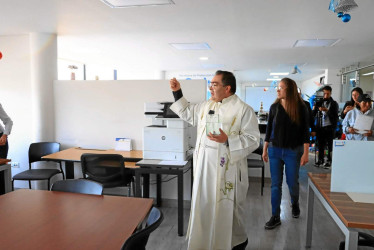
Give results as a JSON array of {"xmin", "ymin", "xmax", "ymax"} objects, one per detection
[{"xmin": 11, "ymin": 162, "xmax": 20, "ymax": 168}]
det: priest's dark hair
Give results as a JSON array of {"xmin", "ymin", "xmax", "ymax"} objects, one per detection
[{"xmin": 215, "ymin": 70, "xmax": 236, "ymax": 94}]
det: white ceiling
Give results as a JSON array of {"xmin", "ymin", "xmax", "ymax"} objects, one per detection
[{"xmin": 1, "ymin": 0, "xmax": 374, "ymax": 82}]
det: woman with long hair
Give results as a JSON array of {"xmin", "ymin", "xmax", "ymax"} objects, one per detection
[
  {"xmin": 340, "ymin": 87, "xmax": 364, "ymax": 119},
  {"xmin": 262, "ymin": 77, "xmax": 310, "ymax": 230}
]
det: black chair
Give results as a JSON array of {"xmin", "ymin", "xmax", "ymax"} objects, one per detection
[
  {"xmin": 247, "ymin": 138, "xmax": 264, "ymax": 195},
  {"xmin": 339, "ymin": 232, "xmax": 374, "ymax": 249},
  {"xmin": 121, "ymin": 207, "xmax": 164, "ymax": 250},
  {"xmin": 51, "ymin": 179, "xmax": 103, "ymax": 195},
  {"xmin": 81, "ymin": 153, "xmax": 134, "ymax": 196},
  {"xmin": 12, "ymin": 142, "xmax": 64, "ymax": 190}
]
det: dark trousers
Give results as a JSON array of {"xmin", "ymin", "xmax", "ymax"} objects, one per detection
[
  {"xmin": 0, "ymin": 132, "xmax": 8, "ymax": 194},
  {"xmin": 316, "ymin": 125, "xmax": 334, "ymax": 162}
]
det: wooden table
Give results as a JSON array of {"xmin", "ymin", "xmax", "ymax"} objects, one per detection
[
  {"xmin": 306, "ymin": 173, "xmax": 374, "ymax": 250},
  {"xmin": 135, "ymin": 159, "xmax": 192, "ymax": 236},
  {"xmin": 42, "ymin": 147, "xmax": 143, "ymax": 179},
  {"xmin": 0, "ymin": 189, "xmax": 152, "ymax": 249}
]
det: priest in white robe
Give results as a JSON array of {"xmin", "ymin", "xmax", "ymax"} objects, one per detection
[{"xmin": 170, "ymin": 70, "xmax": 260, "ymax": 250}]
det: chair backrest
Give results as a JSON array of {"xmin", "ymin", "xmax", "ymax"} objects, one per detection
[
  {"xmin": 252, "ymin": 138, "xmax": 264, "ymax": 156},
  {"xmin": 29, "ymin": 142, "xmax": 61, "ymax": 164},
  {"xmin": 121, "ymin": 207, "xmax": 164, "ymax": 250},
  {"xmin": 51, "ymin": 179, "xmax": 103, "ymax": 195},
  {"xmin": 81, "ymin": 154, "xmax": 132, "ymax": 184}
]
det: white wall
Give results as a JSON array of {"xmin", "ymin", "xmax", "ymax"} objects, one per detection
[
  {"xmin": 54, "ymin": 79, "xmax": 206, "ymax": 200},
  {"xmin": 0, "ymin": 35, "xmax": 33, "ymax": 184},
  {"xmin": 300, "ymin": 73, "xmax": 325, "ymax": 101}
]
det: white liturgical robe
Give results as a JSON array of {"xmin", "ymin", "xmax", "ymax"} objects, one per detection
[{"xmin": 171, "ymin": 94, "xmax": 260, "ymax": 250}]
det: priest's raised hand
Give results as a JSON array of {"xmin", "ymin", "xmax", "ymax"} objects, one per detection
[{"xmin": 169, "ymin": 77, "xmax": 181, "ymax": 91}]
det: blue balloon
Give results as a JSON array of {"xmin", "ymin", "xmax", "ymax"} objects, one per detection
[
  {"xmin": 337, "ymin": 12, "xmax": 344, "ymax": 18},
  {"xmin": 341, "ymin": 14, "xmax": 351, "ymax": 22}
]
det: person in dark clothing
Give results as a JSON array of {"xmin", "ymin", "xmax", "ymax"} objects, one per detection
[
  {"xmin": 298, "ymin": 87, "xmax": 316, "ymax": 137},
  {"xmin": 340, "ymin": 87, "xmax": 363, "ymax": 119},
  {"xmin": 262, "ymin": 78, "xmax": 309, "ymax": 230},
  {"xmin": 312, "ymin": 85, "xmax": 339, "ymax": 168}
]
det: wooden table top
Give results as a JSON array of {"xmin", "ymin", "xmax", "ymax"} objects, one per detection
[
  {"xmin": 42, "ymin": 147, "xmax": 143, "ymax": 168},
  {"xmin": 308, "ymin": 173, "xmax": 374, "ymax": 229},
  {"xmin": 0, "ymin": 189, "xmax": 153, "ymax": 249}
]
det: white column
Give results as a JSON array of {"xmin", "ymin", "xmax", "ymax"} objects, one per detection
[
  {"xmin": 30, "ymin": 33, "xmax": 57, "ymax": 142},
  {"xmin": 325, "ymin": 69, "xmax": 342, "ymax": 102},
  {"xmin": 154, "ymin": 70, "xmax": 166, "ymax": 80}
]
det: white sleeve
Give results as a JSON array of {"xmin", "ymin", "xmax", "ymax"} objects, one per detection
[
  {"xmin": 170, "ymin": 97, "xmax": 204, "ymax": 127},
  {"xmin": 228, "ymin": 106, "xmax": 260, "ymax": 162}
]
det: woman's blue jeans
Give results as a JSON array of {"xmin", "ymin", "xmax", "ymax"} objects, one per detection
[{"xmin": 268, "ymin": 145, "xmax": 303, "ymax": 216}]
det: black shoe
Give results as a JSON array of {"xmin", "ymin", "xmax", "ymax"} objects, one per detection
[
  {"xmin": 323, "ymin": 161, "xmax": 331, "ymax": 169},
  {"xmin": 265, "ymin": 215, "xmax": 281, "ymax": 230},
  {"xmin": 292, "ymin": 203, "xmax": 300, "ymax": 218},
  {"xmin": 232, "ymin": 238, "xmax": 248, "ymax": 250},
  {"xmin": 314, "ymin": 160, "xmax": 324, "ymax": 167}
]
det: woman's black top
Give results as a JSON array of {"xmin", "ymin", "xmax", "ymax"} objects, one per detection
[
  {"xmin": 340, "ymin": 101, "xmax": 360, "ymax": 119},
  {"xmin": 265, "ymin": 102, "xmax": 310, "ymax": 149}
]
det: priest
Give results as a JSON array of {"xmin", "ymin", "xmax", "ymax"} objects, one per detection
[{"xmin": 170, "ymin": 70, "xmax": 260, "ymax": 250}]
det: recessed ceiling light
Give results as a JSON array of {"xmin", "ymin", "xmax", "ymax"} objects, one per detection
[
  {"xmin": 199, "ymin": 57, "xmax": 209, "ymax": 61},
  {"xmin": 201, "ymin": 64, "xmax": 225, "ymax": 69},
  {"xmin": 293, "ymin": 39, "xmax": 341, "ymax": 48},
  {"xmin": 266, "ymin": 78, "xmax": 281, "ymax": 81},
  {"xmin": 101, "ymin": 0, "xmax": 174, "ymax": 8},
  {"xmin": 362, "ymin": 72, "xmax": 374, "ymax": 76},
  {"xmin": 270, "ymin": 72, "xmax": 289, "ymax": 76},
  {"xmin": 170, "ymin": 43, "xmax": 211, "ymax": 50}
]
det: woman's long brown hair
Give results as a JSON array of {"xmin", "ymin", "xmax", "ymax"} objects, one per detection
[{"xmin": 275, "ymin": 77, "xmax": 304, "ymax": 124}]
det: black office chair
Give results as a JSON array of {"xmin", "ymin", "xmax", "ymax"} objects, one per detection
[
  {"xmin": 339, "ymin": 232, "xmax": 374, "ymax": 249},
  {"xmin": 51, "ymin": 179, "xmax": 103, "ymax": 195},
  {"xmin": 247, "ymin": 138, "xmax": 265, "ymax": 195},
  {"xmin": 121, "ymin": 207, "xmax": 164, "ymax": 250},
  {"xmin": 81, "ymin": 153, "xmax": 135, "ymax": 196},
  {"xmin": 12, "ymin": 142, "xmax": 64, "ymax": 190}
]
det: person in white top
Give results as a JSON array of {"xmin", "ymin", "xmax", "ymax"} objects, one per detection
[{"xmin": 170, "ymin": 71, "xmax": 260, "ymax": 250}]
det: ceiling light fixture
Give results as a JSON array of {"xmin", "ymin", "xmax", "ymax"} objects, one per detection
[
  {"xmin": 170, "ymin": 43, "xmax": 211, "ymax": 50},
  {"xmin": 199, "ymin": 57, "xmax": 209, "ymax": 60},
  {"xmin": 266, "ymin": 78, "xmax": 281, "ymax": 81},
  {"xmin": 270, "ymin": 72, "xmax": 289, "ymax": 76},
  {"xmin": 101, "ymin": 0, "xmax": 174, "ymax": 8},
  {"xmin": 293, "ymin": 39, "xmax": 341, "ymax": 48},
  {"xmin": 362, "ymin": 72, "xmax": 374, "ymax": 76}
]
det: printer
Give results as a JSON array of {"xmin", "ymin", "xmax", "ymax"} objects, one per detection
[{"xmin": 143, "ymin": 102, "xmax": 196, "ymax": 161}]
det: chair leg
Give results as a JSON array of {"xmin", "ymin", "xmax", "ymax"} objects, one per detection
[
  {"xmin": 59, "ymin": 162, "xmax": 65, "ymax": 180},
  {"xmin": 128, "ymin": 185, "xmax": 131, "ymax": 197},
  {"xmin": 12, "ymin": 180, "xmax": 14, "ymax": 191},
  {"xmin": 48, "ymin": 179, "xmax": 51, "ymax": 191},
  {"xmin": 29, "ymin": 181, "xmax": 31, "ymax": 189}
]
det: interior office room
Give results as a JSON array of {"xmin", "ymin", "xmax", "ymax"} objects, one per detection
[{"xmin": 1, "ymin": 0, "xmax": 374, "ymax": 249}]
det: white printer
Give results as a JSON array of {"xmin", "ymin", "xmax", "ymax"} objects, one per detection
[{"xmin": 143, "ymin": 102, "xmax": 196, "ymax": 161}]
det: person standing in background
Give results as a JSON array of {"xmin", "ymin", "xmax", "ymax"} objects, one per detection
[
  {"xmin": 340, "ymin": 87, "xmax": 363, "ymax": 119},
  {"xmin": 312, "ymin": 85, "xmax": 339, "ymax": 168},
  {"xmin": 0, "ymin": 103, "xmax": 13, "ymax": 158},
  {"xmin": 342, "ymin": 94, "xmax": 374, "ymax": 141},
  {"xmin": 262, "ymin": 78, "xmax": 309, "ymax": 230}
]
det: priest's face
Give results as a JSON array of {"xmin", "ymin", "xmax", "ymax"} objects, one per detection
[{"xmin": 209, "ymin": 75, "xmax": 231, "ymax": 102}]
